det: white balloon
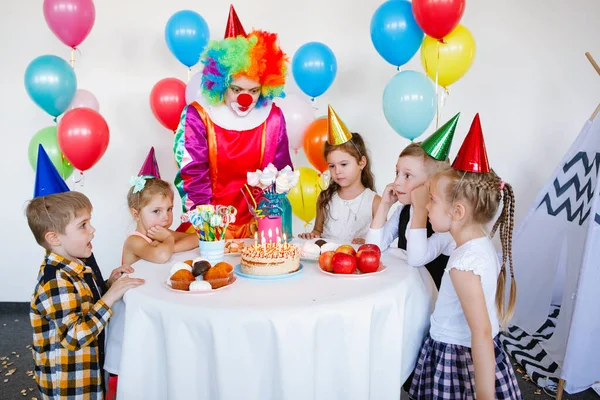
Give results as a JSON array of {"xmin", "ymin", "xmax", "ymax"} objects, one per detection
[
  {"xmin": 185, "ymin": 72, "xmax": 203, "ymax": 104},
  {"xmin": 69, "ymin": 89, "xmax": 99, "ymax": 112},
  {"xmin": 276, "ymin": 94, "xmax": 315, "ymax": 151}
]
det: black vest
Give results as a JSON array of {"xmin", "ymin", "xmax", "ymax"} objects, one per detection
[
  {"xmin": 397, "ymin": 205, "xmax": 447, "ymax": 289},
  {"xmin": 81, "ymin": 253, "xmax": 107, "ymax": 380}
]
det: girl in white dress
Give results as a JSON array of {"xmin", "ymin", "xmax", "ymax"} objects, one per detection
[{"xmin": 299, "ymin": 109, "xmax": 381, "ymax": 244}]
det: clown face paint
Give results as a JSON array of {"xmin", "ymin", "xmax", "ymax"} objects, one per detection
[{"xmin": 225, "ymin": 76, "xmax": 262, "ymax": 116}]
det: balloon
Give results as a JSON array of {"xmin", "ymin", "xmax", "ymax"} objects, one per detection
[
  {"xmin": 412, "ymin": 0, "xmax": 465, "ymax": 40},
  {"xmin": 165, "ymin": 10, "xmax": 210, "ymax": 68},
  {"xmin": 370, "ymin": 0, "xmax": 424, "ymax": 67},
  {"xmin": 28, "ymin": 126, "xmax": 74, "ymax": 179},
  {"xmin": 68, "ymin": 89, "xmax": 99, "ymax": 112},
  {"xmin": 185, "ymin": 71, "xmax": 202, "ymax": 104},
  {"xmin": 276, "ymin": 94, "xmax": 315, "ymax": 152},
  {"xmin": 43, "ymin": 0, "xmax": 96, "ymax": 48},
  {"xmin": 292, "ymin": 42, "xmax": 337, "ymax": 98},
  {"xmin": 287, "ymin": 167, "xmax": 323, "ymax": 224},
  {"xmin": 57, "ymin": 108, "xmax": 109, "ymax": 171},
  {"xmin": 303, "ymin": 117, "xmax": 329, "ymax": 173},
  {"xmin": 421, "ymin": 25, "xmax": 476, "ymax": 88},
  {"xmin": 24, "ymin": 55, "xmax": 77, "ymax": 117},
  {"xmin": 150, "ymin": 78, "xmax": 187, "ymax": 131},
  {"xmin": 382, "ymin": 71, "xmax": 436, "ymax": 141}
]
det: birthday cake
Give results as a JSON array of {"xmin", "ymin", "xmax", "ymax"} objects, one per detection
[{"xmin": 240, "ymin": 242, "xmax": 301, "ymax": 276}]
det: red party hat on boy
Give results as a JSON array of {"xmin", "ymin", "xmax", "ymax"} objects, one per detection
[
  {"xmin": 224, "ymin": 5, "xmax": 247, "ymax": 39},
  {"xmin": 452, "ymin": 113, "xmax": 490, "ymax": 173},
  {"xmin": 138, "ymin": 147, "xmax": 161, "ymax": 178}
]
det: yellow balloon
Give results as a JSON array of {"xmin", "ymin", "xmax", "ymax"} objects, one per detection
[
  {"xmin": 287, "ymin": 167, "xmax": 322, "ymax": 224},
  {"xmin": 421, "ymin": 24, "xmax": 476, "ymax": 88}
]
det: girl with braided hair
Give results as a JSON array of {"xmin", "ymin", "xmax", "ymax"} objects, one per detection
[{"xmin": 408, "ymin": 114, "xmax": 522, "ymax": 400}]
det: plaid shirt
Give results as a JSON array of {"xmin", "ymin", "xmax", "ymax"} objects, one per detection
[{"xmin": 30, "ymin": 252, "xmax": 112, "ymax": 399}]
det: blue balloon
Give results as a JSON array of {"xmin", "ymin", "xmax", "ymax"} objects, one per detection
[
  {"xmin": 165, "ymin": 10, "xmax": 209, "ymax": 68},
  {"xmin": 24, "ymin": 55, "xmax": 77, "ymax": 118},
  {"xmin": 292, "ymin": 42, "xmax": 337, "ymax": 98},
  {"xmin": 382, "ymin": 70, "xmax": 436, "ymax": 140},
  {"xmin": 370, "ymin": 0, "xmax": 424, "ymax": 67}
]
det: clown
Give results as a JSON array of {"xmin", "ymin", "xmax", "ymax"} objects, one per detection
[{"xmin": 174, "ymin": 6, "xmax": 293, "ymax": 238}]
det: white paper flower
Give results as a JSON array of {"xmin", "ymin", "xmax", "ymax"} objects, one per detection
[
  {"xmin": 259, "ymin": 170, "xmax": 276, "ymax": 188},
  {"xmin": 275, "ymin": 174, "xmax": 292, "ymax": 193},
  {"xmin": 264, "ymin": 163, "xmax": 279, "ymax": 177},
  {"xmin": 247, "ymin": 170, "xmax": 261, "ymax": 187}
]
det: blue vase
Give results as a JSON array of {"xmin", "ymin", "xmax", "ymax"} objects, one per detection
[{"xmin": 258, "ymin": 192, "xmax": 293, "ymax": 242}]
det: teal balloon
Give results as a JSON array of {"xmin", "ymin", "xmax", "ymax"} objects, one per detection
[
  {"xmin": 28, "ymin": 126, "xmax": 74, "ymax": 179},
  {"xmin": 24, "ymin": 55, "xmax": 77, "ymax": 117},
  {"xmin": 382, "ymin": 70, "xmax": 436, "ymax": 140}
]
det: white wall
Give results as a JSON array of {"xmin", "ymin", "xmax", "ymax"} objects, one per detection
[{"xmin": 2, "ymin": 0, "xmax": 599, "ymax": 301}]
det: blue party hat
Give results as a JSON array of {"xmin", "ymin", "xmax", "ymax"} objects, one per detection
[{"xmin": 34, "ymin": 144, "xmax": 70, "ymax": 198}]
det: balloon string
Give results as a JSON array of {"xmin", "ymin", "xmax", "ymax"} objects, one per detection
[
  {"xmin": 70, "ymin": 48, "xmax": 75, "ymax": 69},
  {"xmin": 187, "ymin": 68, "xmax": 191, "ymax": 82},
  {"xmin": 435, "ymin": 40, "xmax": 440, "ymax": 129}
]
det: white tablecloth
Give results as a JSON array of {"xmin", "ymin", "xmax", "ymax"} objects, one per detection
[{"xmin": 106, "ymin": 242, "xmax": 436, "ymax": 400}]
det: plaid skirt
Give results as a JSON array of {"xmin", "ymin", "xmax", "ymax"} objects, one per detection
[{"xmin": 408, "ymin": 334, "xmax": 522, "ymax": 399}]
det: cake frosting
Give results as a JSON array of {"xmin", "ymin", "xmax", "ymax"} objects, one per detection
[{"xmin": 240, "ymin": 242, "xmax": 301, "ymax": 276}]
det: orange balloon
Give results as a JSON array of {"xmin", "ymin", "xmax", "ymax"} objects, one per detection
[{"xmin": 303, "ymin": 117, "xmax": 328, "ymax": 172}]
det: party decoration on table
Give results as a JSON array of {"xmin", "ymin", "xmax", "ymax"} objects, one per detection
[
  {"xmin": 382, "ymin": 70, "xmax": 436, "ymax": 141},
  {"xmin": 303, "ymin": 117, "xmax": 328, "ymax": 172},
  {"xmin": 43, "ymin": 0, "xmax": 96, "ymax": 49},
  {"xmin": 292, "ymin": 42, "xmax": 337, "ymax": 99},
  {"xmin": 181, "ymin": 205, "xmax": 238, "ymax": 242},
  {"xmin": 370, "ymin": 0, "xmax": 424, "ymax": 68},
  {"xmin": 164, "ymin": 10, "xmax": 210, "ymax": 68},
  {"xmin": 57, "ymin": 107, "xmax": 109, "ymax": 171},
  {"xmin": 318, "ymin": 243, "xmax": 384, "ymax": 276},
  {"xmin": 452, "ymin": 113, "xmax": 490, "ymax": 173},
  {"xmin": 420, "ymin": 112, "xmax": 460, "ymax": 161},
  {"xmin": 275, "ymin": 94, "xmax": 315, "ymax": 152},
  {"xmin": 150, "ymin": 77, "xmax": 187, "ymax": 131},
  {"xmin": 412, "ymin": 0, "xmax": 465, "ymax": 41},
  {"xmin": 34, "ymin": 144, "xmax": 70, "ymax": 198},
  {"xmin": 421, "ymin": 24, "xmax": 476, "ymax": 89},
  {"xmin": 28, "ymin": 126, "xmax": 74, "ymax": 179},
  {"xmin": 243, "ymin": 163, "xmax": 299, "ymax": 241},
  {"xmin": 68, "ymin": 89, "xmax": 99, "ymax": 112},
  {"xmin": 287, "ymin": 167, "xmax": 323, "ymax": 225},
  {"xmin": 24, "ymin": 55, "xmax": 77, "ymax": 118}
]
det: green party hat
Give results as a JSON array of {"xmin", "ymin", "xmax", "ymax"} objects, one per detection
[{"xmin": 420, "ymin": 113, "xmax": 460, "ymax": 161}]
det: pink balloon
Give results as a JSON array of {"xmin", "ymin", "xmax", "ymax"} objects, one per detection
[
  {"xmin": 276, "ymin": 94, "xmax": 315, "ymax": 151},
  {"xmin": 69, "ymin": 89, "xmax": 99, "ymax": 112},
  {"xmin": 43, "ymin": 0, "xmax": 96, "ymax": 48},
  {"xmin": 185, "ymin": 72, "xmax": 202, "ymax": 104}
]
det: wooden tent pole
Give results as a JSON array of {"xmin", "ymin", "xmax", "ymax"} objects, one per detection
[
  {"xmin": 556, "ymin": 378, "xmax": 565, "ymax": 400},
  {"xmin": 586, "ymin": 52, "xmax": 600, "ymax": 120}
]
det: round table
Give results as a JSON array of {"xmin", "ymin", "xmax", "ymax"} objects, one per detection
[{"xmin": 107, "ymin": 242, "xmax": 435, "ymax": 400}]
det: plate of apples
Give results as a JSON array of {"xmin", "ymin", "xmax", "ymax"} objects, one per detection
[{"xmin": 318, "ymin": 244, "xmax": 386, "ymax": 277}]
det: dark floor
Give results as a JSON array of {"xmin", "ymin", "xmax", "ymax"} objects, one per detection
[{"xmin": 1, "ymin": 302, "xmax": 597, "ymax": 400}]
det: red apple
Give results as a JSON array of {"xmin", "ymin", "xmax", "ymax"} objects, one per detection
[
  {"xmin": 332, "ymin": 252, "xmax": 357, "ymax": 274},
  {"xmin": 356, "ymin": 250, "xmax": 380, "ymax": 273},
  {"xmin": 358, "ymin": 244, "xmax": 381, "ymax": 258},
  {"xmin": 319, "ymin": 251, "xmax": 335, "ymax": 272},
  {"xmin": 336, "ymin": 244, "xmax": 356, "ymax": 257}
]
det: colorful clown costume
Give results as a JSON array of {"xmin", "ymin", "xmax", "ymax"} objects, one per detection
[{"xmin": 174, "ymin": 24, "xmax": 293, "ymax": 239}]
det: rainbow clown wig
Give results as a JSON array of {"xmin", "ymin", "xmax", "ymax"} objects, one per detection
[{"xmin": 200, "ymin": 30, "xmax": 288, "ymax": 108}]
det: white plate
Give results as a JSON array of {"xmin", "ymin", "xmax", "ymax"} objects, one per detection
[
  {"xmin": 164, "ymin": 276, "xmax": 237, "ymax": 294},
  {"xmin": 317, "ymin": 263, "xmax": 386, "ymax": 278}
]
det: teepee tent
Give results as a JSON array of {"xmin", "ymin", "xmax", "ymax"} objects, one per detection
[{"xmin": 503, "ymin": 53, "xmax": 600, "ymax": 398}]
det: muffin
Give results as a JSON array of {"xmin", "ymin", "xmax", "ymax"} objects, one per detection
[
  {"xmin": 170, "ymin": 269, "xmax": 195, "ymax": 291},
  {"xmin": 204, "ymin": 262, "xmax": 234, "ymax": 289}
]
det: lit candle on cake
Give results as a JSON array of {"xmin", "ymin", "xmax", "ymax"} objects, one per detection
[{"xmin": 254, "ymin": 232, "xmax": 258, "ymax": 247}]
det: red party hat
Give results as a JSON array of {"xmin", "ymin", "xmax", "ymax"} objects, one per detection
[
  {"xmin": 224, "ymin": 5, "xmax": 247, "ymax": 39},
  {"xmin": 452, "ymin": 113, "xmax": 490, "ymax": 173},
  {"xmin": 138, "ymin": 147, "xmax": 161, "ymax": 178}
]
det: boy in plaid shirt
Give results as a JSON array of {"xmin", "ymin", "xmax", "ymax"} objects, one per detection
[{"xmin": 26, "ymin": 145, "xmax": 144, "ymax": 399}]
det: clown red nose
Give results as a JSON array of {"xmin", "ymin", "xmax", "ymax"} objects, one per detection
[{"xmin": 237, "ymin": 93, "xmax": 253, "ymax": 107}]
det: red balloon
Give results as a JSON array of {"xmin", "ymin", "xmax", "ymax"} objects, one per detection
[
  {"xmin": 150, "ymin": 78, "xmax": 186, "ymax": 131},
  {"xmin": 57, "ymin": 108, "xmax": 109, "ymax": 171},
  {"xmin": 412, "ymin": 0, "xmax": 465, "ymax": 40},
  {"xmin": 303, "ymin": 117, "xmax": 328, "ymax": 173}
]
